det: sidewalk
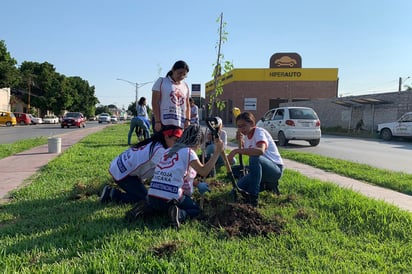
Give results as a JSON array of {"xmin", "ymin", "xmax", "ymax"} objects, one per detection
[
  {"xmin": 1, "ymin": 125, "xmax": 412, "ymax": 213},
  {"xmin": 0, "ymin": 125, "xmax": 109, "ymax": 203}
]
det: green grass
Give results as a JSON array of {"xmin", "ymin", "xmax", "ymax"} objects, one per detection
[
  {"xmin": 1, "ymin": 124, "xmax": 412, "ymax": 272},
  {"xmin": 279, "ymin": 149, "xmax": 412, "ymax": 195},
  {"xmin": 0, "ymin": 137, "xmax": 48, "ymax": 159}
]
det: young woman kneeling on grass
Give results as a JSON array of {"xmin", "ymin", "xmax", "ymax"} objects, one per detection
[
  {"xmin": 129, "ymin": 125, "xmax": 223, "ymax": 228},
  {"xmin": 227, "ymin": 111, "xmax": 284, "ymax": 207},
  {"xmin": 100, "ymin": 128, "xmax": 182, "ymax": 203}
]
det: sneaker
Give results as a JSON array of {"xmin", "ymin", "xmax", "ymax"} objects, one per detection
[
  {"xmin": 125, "ymin": 200, "xmax": 147, "ymax": 222},
  {"xmin": 168, "ymin": 204, "xmax": 180, "ymax": 229},
  {"xmin": 100, "ymin": 186, "xmax": 112, "ymax": 203}
]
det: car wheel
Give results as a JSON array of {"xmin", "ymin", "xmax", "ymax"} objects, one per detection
[
  {"xmin": 20, "ymin": 121, "xmax": 25, "ymax": 125},
  {"xmin": 99, "ymin": 121, "xmax": 102, "ymax": 124},
  {"xmin": 61, "ymin": 125, "xmax": 64, "ymax": 128},
  {"xmin": 6, "ymin": 121, "xmax": 11, "ymax": 127},
  {"xmin": 309, "ymin": 139, "xmax": 320, "ymax": 146},
  {"xmin": 277, "ymin": 132, "xmax": 289, "ymax": 146},
  {"xmin": 381, "ymin": 128, "xmax": 393, "ymax": 141}
]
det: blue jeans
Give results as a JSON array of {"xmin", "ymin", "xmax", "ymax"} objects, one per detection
[
  {"xmin": 112, "ymin": 175, "xmax": 148, "ymax": 203},
  {"xmin": 237, "ymin": 155, "xmax": 283, "ymax": 196},
  {"xmin": 147, "ymin": 195, "xmax": 200, "ymax": 222},
  {"xmin": 128, "ymin": 117, "xmax": 150, "ymax": 144}
]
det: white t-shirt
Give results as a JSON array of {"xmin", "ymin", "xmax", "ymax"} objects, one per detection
[
  {"xmin": 148, "ymin": 147, "xmax": 198, "ymax": 201},
  {"xmin": 136, "ymin": 104, "xmax": 148, "ymax": 119},
  {"xmin": 243, "ymin": 127, "xmax": 284, "ymax": 166},
  {"xmin": 190, "ymin": 104, "xmax": 199, "ymax": 124},
  {"xmin": 109, "ymin": 142, "xmax": 166, "ymax": 181},
  {"xmin": 152, "ymin": 76, "xmax": 189, "ymax": 128}
]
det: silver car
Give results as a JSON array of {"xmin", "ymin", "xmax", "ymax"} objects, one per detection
[
  {"xmin": 98, "ymin": 113, "xmax": 111, "ymax": 123},
  {"xmin": 257, "ymin": 107, "xmax": 321, "ymax": 146}
]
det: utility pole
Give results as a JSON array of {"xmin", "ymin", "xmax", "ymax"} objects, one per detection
[
  {"xmin": 27, "ymin": 76, "xmax": 31, "ymax": 113},
  {"xmin": 116, "ymin": 78, "xmax": 153, "ymax": 112},
  {"xmin": 399, "ymin": 76, "xmax": 411, "ymax": 92}
]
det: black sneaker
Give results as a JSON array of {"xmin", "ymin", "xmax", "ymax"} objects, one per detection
[
  {"xmin": 125, "ymin": 200, "xmax": 147, "ymax": 222},
  {"xmin": 168, "ymin": 204, "xmax": 180, "ymax": 229},
  {"xmin": 100, "ymin": 186, "xmax": 112, "ymax": 203}
]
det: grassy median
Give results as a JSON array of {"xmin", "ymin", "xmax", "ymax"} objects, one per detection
[{"xmin": 0, "ymin": 124, "xmax": 411, "ymax": 272}]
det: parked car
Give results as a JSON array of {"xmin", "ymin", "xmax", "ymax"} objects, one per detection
[
  {"xmin": 98, "ymin": 113, "xmax": 111, "ymax": 123},
  {"xmin": 377, "ymin": 112, "xmax": 412, "ymax": 141},
  {"xmin": 110, "ymin": 115, "xmax": 118, "ymax": 123},
  {"xmin": 257, "ymin": 106, "xmax": 321, "ymax": 146},
  {"xmin": 13, "ymin": 112, "xmax": 32, "ymax": 125},
  {"xmin": 61, "ymin": 112, "xmax": 86, "ymax": 128},
  {"xmin": 29, "ymin": 114, "xmax": 43, "ymax": 125},
  {"xmin": 0, "ymin": 111, "xmax": 17, "ymax": 127},
  {"xmin": 43, "ymin": 115, "xmax": 59, "ymax": 124}
]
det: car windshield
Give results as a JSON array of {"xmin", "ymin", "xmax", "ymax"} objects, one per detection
[
  {"xmin": 65, "ymin": 113, "xmax": 80, "ymax": 118},
  {"xmin": 289, "ymin": 108, "xmax": 318, "ymax": 119}
]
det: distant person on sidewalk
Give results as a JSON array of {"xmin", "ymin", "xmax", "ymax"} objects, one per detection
[
  {"xmin": 227, "ymin": 111, "xmax": 284, "ymax": 207},
  {"xmin": 101, "ymin": 128, "xmax": 182, "ymax": 204}
]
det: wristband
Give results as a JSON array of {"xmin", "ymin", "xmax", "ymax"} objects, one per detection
[{"xmin": 185, "ymin": 118, "xmax": 190, "ymax": 122}]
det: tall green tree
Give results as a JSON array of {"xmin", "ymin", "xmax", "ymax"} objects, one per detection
[
  {"xmin": 0, "ymin": 40, "xmax": 20, "ymax": 88},
  {"xmin": 64, "ymin": 76, "xmax": 98, "ymax": 117},
  {"xmin": 18, "ymin": 61, "xmax": 62, "ymax": 114}
]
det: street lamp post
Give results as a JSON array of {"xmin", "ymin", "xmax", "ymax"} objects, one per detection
[
  {"xmin": 398, "ymin": 76, "xmax": 410, "ymax": 92},
  {"xmin": 116, "ymin": 78, "xmax": 153, "ymax": 109}
]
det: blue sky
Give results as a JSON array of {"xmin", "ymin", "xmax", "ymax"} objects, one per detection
[{"xmin": 2, "ymin": 0, "xmax": 411, "ymax": 109}]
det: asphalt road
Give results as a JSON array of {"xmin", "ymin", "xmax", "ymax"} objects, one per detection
[{"xmin": 0, "ymin": 121, "xmax": 112, "ymax": 144}]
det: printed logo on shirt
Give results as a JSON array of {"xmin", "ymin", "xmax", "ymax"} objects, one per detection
[
  {"xmin": 170, "ymin": 89, "xmax": 185, "ymax": 106},
  {"xmin": 157, "ymin": 152, "xmax": 179, "ymax": 169}
]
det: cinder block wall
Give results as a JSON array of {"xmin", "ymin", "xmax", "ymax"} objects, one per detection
[{"xmin": 280, "ymin": 91, "xmax": 412, "ymax": 131}]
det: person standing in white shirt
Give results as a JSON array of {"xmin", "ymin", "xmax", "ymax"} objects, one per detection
[{"xmin": 152, "ymin": 60, "xmax": 191, "ymax": 132}]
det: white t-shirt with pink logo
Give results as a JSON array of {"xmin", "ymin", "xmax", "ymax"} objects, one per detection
[
  {"xmin": 243, "ymin": 127, "xmax": 284, "ymax": 166},
  {"xmin": 109, "ymin": 142, "xmax": 166, "ymax": 181},
  {"xmin": 152, "ymin": 76, "xmax": 189, "ymax": 128},
  {"xmin": 148, "ymin": 147, "xmax": 198, "ymax": 201}
]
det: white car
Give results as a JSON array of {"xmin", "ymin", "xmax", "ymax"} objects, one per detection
[
  {"xmin": 110, "ymin": 115, "xmax": 118, "ymax": 123},
  {"xmin": 43, "ymin": 115, "xmax": 59, "ymax": 124},
  {"xmin": 98, "ymin": 113, "xmax": 111, "ymax": 123},
  {"xmin": 377, "ymin": 112, "xmax": 412, "ymax": 141},
  {"xmin": 29, "ymin": 114, "xmax": 43, "ymax": 125},
  {"xmin": 257, "ymin": 106, "xmax": 321, "ymax": 146}
]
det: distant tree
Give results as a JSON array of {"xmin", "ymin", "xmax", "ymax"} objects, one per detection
[
  {"xmin": 95, "ymin": 105, "xmax": 111, "ymax": 115},
  {"xmin": 0, "ymin": 40, "xmax": 20, "ymax": 88},
  {"xmin": 18, "ymin": 61, "xmax": 61, "ymax": 114}
]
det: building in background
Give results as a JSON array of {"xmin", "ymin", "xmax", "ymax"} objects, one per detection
[{"xmin": 205, "ymin": 52, "xmax": 339, "ymax": 123}]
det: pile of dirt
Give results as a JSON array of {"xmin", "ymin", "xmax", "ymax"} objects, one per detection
[{"xmin": 204, "ymin": 202, "xmax": 285, "ymax": 237}]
